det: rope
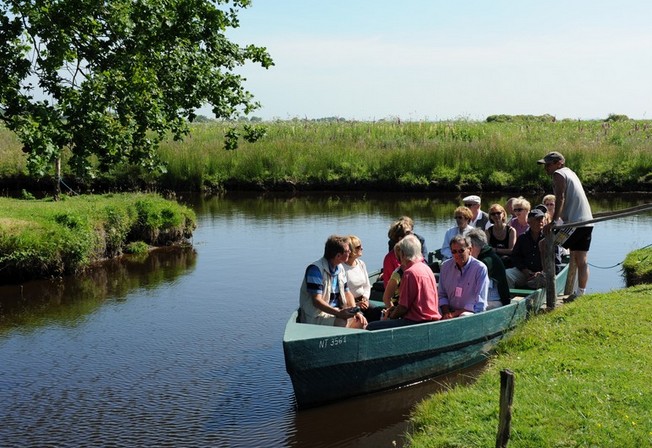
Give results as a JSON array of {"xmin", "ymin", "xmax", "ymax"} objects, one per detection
[
  {"xmin": 58, "ymin": 177, "xmax": 79, "ymax": 196},
  {"xmin": 587, "ymin": 243, "xmax": 652, "ymax": 269}
]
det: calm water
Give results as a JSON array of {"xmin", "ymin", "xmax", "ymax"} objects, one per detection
[{"xmin": 1, "ymin": 192, "xmax": 651, "ymax": 447}]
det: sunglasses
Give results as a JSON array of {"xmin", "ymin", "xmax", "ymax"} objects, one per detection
[
  {"xmin": 356, "ymin": 245, "xmax": 363, "ymax": 250},
  {"xmin": 463, "ymin": 203, "xmax": 477, "ymax": 207},
  {"xmin": 513, "ymin": 208, "xmax": 524, "ymax": 212},
  {"xmin": 451, "ymin": 248, "xmax": 467, "ymax": 254},
  {"xmin": 490, "ymin": 211, "xmax": 502, "ymax": 216},
  {"xmin": 544, "ymin": 203, "xmax": 555, "ymax": 207}
]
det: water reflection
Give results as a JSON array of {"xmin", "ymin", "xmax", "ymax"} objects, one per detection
[
  {"xmin": 0, "ymin": 246, "xmax": 196, "ymax": 332},
  {"xmin": 0, "ymin": 192, "xmax": 650, "ymax": 447}
]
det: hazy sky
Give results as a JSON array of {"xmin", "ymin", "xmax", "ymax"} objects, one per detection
[{"xmin": 214, "ymin": 0, "xmax": 652, "ymax": 121}]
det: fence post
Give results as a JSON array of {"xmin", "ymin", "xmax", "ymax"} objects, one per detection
[
  {"xmin": 564, "ymin": 256, "xmax": 578, "ymax": 295},
  {"xmin": 545, "ymin": 234, "xmax": 556, "ymax": 309},
  {"xmin": 496, "ymin": 369, "xmax": 515, "ymax": 448}
]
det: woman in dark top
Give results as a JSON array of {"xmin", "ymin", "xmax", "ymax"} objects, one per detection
[{"xmin": 485, "ymin": 203, "xmax": 517, "ymax": 268}]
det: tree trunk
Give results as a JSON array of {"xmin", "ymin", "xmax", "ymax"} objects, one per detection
[{"xmin": 54, "ymin": 157, "xmax": 61, "ymax": 201}]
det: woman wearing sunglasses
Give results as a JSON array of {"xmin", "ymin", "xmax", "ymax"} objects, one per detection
[
  {"xmin": 485, "ymin": 203, "xmax": 517, "ymax": 268},
  {"xmin": 508, "ymin": 197, "xmax": 531, "ymax": 236}
]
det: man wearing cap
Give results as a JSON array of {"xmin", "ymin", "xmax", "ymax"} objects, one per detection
[
  {"xmin": 505, "ymin": 209, "xmax": 547, "ymax": 289},
  {"xmin": 462, "ymin": 195, "xmax": 490, "ymax": 230},
  {"xmin": 537, "ymin": 151, "xmax": 593, "ymax": 297}
]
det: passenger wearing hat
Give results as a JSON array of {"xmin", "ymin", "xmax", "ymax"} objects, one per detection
[
  {"xmin": 538, "ymin": 151, "xmax": 593, "ymax": 297},
  {"xmin": 462, "ymin": 195, "xmax": 490, "ymax": 230},
  {"xmin": 505, "ymin": 208, "xmax": 547, "ymax": 289}
]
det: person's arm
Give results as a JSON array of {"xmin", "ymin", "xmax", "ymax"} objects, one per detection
[
  {"xmin": 473, "ymin": 265, "xmax": 489, "ymax": 313},
  {"xmin": 310, "ymin": 293, "xmax": 355, "ymax": 320},
  {"xmin": 545, "ymin": 171, "xmax": 567, "ymax": 235},
  {"xmin": 382, "ymin": 277, "xmax": 399, "ymax": 308},
  {"xmin": 389, "ymin": 304, "xmax": 408, "ymax": 319},
  {"xmin": 360, "ymin": 260, "xmax": 372, "ymax": 300},
  {"xmin": 441, "ymin": 229, "xmax": 453, "ymax": 259},
  {"xmin": 343, "ymin": 290, "xmax": 356, "ymax": 309},
  {"xmin": 507, "ymin": 227, "xmax": 517, "ymax": 250}
]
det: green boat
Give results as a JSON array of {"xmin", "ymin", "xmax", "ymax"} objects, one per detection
[{"xmin": 283, "ymin": 264, "xmax": 569, "ymax": 408}]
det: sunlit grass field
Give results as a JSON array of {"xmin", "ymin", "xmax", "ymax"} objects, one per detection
[
  {"xmin": 407, "ymin": 285, "xmax": 652, "ymax": 447},
  {"xmin": 2, "ymin": 119, "xmax": 652, "ymax": 192}
]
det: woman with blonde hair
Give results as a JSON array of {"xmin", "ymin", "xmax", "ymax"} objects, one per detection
[
  {"xmin": 440, "ymin": 206, "xmax": 474, "ymax": 259},
  {"xmin": 344, "ymin": 235, "xmax": 382, "ymax": 322},
  {"xmin": 508, "ymin": 197, "xmax": 531, "ymax": 236}
]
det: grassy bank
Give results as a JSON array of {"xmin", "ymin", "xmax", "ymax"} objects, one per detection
[
  {"xmin": 0, "ymin": 193, "xmax": 196, "ymax": 283},
  {"xmin": 407, "ymin": 285, "xmax": 652, "ymax": 447},
  {"xmin": 2, "ymin": 120, "xmax": 652, "ymax": 193},
  {"xmin": 623, "ymin": 246, "xmax": 652, "ymax": 285}
]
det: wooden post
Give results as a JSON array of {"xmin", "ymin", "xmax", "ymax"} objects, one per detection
[
  {"xmin": 564, "ymin": 256, "xmax": 578, "ymax": 295},
  {"xmin": 496, "ymin": 369, "xmax": 515, "ymax": 448},
  {"xmin": 544, "ymin": 234, "xmax": 556, "ymax": 309}
]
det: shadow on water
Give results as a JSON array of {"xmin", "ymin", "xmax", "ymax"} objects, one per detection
[
  {"xmin": 288, "ymin": 363, "xmax": 488, "ymax": 448},
  {"xmin": 0, "ymin": 246, "xmax": 197, "ymax": 332}
]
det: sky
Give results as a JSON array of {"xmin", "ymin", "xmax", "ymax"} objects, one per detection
[{"xmin": 210, "ymin": 0, "xmax": 652, "ymax": 121}]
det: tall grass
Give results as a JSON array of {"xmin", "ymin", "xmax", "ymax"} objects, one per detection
[{"xmin": 2, "ymin": 120, "xmax": 652, "ymax": 192}]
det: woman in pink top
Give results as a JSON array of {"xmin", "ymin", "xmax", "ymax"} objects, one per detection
[{"xmin": 508, "ymin": 197, "xmax": 531, "ymax": 236}]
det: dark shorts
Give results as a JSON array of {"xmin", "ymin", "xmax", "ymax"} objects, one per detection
[{"xmin": 561, "ymin": 226, "xmax": 593, "ymax": 251}]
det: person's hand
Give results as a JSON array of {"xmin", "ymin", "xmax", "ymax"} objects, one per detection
[
  {"xmin": 442, "ymin": 312, "xmax": 454, "ymax": 320},
  {"xmin": 357, "ymin": 300, "xmax": 369, "ymax": 310},
  {"xmin": 543, "ymin": 222, "xmax": 554, "ymax": 235},
  {"xmin": 355, "ymin": 313, "xmax": 368, "ymax": 328}
]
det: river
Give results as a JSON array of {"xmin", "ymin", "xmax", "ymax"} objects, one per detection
[{"xmin": 1, "ymin": 192, "xmax": 651, "ymax": 447}]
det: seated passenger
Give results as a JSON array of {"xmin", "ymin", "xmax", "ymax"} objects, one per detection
[
  {"xmin": 485, "ymin": 203, "xmax": 517, "ymax": 268},
  {"xmin": 381, "ymin": 243, "xmax": 404, "ymax": 311},
  {"xmin": 382, "ymin": 219, "xmax": 411, "ymax": 287},
  {"xmin": 344, "ymin": 235, "xmax": 382, "ymax": 322},
  {"xmin": 440, "ymin": 206, "xmax": 474, "ymax": 260},
  {"xmin": 462, "ymin": 195, "xmax": 490, "ymax": 230},
  {"xmin": 387, "ymin": 215, "xmax": 428, "ymax": 260},
  {"xmin": 542, "ymin": 194, "xmax": 558, "ymax": 223},
  {"xmin": 439, "ymin": 235, "xmax": 489, "ymax": 319},
  {"xmin": 299, "ymin": 235, "xmax": 368, "ymax": 328},
  {"xmin": 508, "ymin": 197, "xmax": 531, "ymax": 236},
  {"xmin": 367, "ymin": 235, "xmax": 440, "ymax": 330},
  {"xmin": 505, "ymin": 209, "xmax": 546, "ymax": 289},
  {"xmin": 467, "ymin": 228, "xmax": 510, "ymax": 309}
]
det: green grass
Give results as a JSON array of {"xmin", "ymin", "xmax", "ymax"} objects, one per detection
[
  {"xmin": 2, "ymin": 119, "xmax": 652, "ymax": 193},
  {"xmin": 623, "ymin": 246, "xmax": 652, "ymax": 285},
  {"xmin": 0, "ymin": 193, "xmax": 196, "ymax": 282},
  {"xmin": 407, "ymin": 285, "xmax": 652, "ymax": 447}
]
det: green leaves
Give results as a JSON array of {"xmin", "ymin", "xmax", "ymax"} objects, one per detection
[{"xmin": 0, "ymin": 0, "xmax": 272, "ymax": 185}]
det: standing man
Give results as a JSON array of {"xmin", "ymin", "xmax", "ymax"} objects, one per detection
[
  {"xmin": 299, "ymin": 235, "xmax": 367, "ymax": 327},
  {"xmin": 462, "ymin": 195, "xmax": 490, "ymax": 229},
  {"xmin": 438, "ymin": 235, "xmax": 489, "ymax": 319},
  {"xmin": 538, "ymin": 151, "xmax": 593, "ymax": 297}
]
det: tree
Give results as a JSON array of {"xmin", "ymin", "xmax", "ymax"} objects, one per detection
[{"xmin": 0, "ymin": 0, "xmax": 273, "ymax": 197}]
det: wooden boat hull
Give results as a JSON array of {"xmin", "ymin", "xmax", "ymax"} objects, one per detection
[{"xmin": 284, "ymin": 264, "xmax": 568, "ymax": 408}]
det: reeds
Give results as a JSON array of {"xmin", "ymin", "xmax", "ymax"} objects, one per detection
[{"xmin": 2, "ymin": 119, "xmax": 651, "ymax": 192}]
